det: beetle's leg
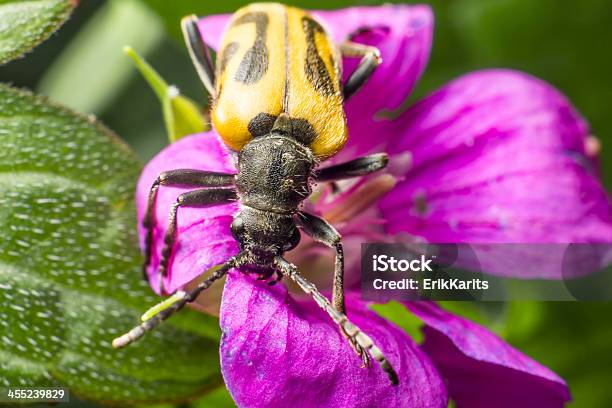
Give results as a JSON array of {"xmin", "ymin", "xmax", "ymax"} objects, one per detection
[
  {"xmin": 112, "ymin": 253, "xmax": 245, "ymax": 349},
  {"xmin": 294, "ymin": 211, "xmax": 368, "ymax": 364},
  {"xmin": 295, "ymin": 212, "xmax": 345, "ymax": 313},
  {"xmin": 340, "ymin": 41, "xmax": 381, "ymax": 100},
  {"xmin": 143, "ymin": 169, "xmax": 235, "ymax": 281},
  {"xmin": 274, "ymin": 256, "xmax": 399, "ymax": 385},
  {"xmin": 182, "ymin": 15, "xmax": 217, "ymax": 98},
  {"xmin": 315, "ymin": 153, "xmax": 388, "ymax": 182},
  {"xmin": 159, "ymin": 187, "xmax": 237, "ymax": 292}
]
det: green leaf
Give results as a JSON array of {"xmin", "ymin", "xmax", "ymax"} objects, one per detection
[
  {"xmin": 0, "ymin": 0, "xmax": 76, "ymax": 65},
  {"xmin": 0, "ymin": 83, "xmax": 222, "ymax": 404},
  {"xmin": 37, "ymin": 0, "xmax": 165, "ymax": 115},
  {"xmin": 124, "ymin": 45, "xmax": 206, "ymax": 142}
]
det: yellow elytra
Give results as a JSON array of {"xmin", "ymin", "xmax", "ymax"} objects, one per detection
[{"xmin": 212, "ymin": 2, "xmax": 347, "ymax": 159}]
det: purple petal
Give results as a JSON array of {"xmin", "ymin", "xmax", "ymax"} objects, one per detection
[
  {"xmin": 380, "ymin": 70, "xmax": 612, "ymax": 245},
  {"xmin": 136, "ymin": 132, "xmax": 238, "ymax": 294},
  {"xmin": 314, "ymin": 5, "xmax": 434, "ymax": 160},
  {"xmin": 220, "ymin": 272, "xmax": 447, "ymax": 408},
  {"xmin": 406, "ymin": 302, "xmax": 571, "ymax": 408},
  {"xmin": 314, "ymin": 5, "xmax": 433, "ymax": 109},
  {"xmin": 197, "ymin": 14, "xmax": 232, "ymax": 51}
]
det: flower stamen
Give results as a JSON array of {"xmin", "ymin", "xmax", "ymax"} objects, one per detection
[{"xmin": 324, "ymin": 174, "xmax": 397, "ymax": 224}]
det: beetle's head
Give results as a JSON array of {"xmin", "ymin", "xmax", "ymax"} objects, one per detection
[{"xmin": 231, "ymin": 207, "xmax": 300, "ymax": 262}]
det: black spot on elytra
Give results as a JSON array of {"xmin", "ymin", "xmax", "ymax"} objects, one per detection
[
  {"xmin": 218, "ymin": 42, "xmax": 239, "ymax": 76},
  {"xmin": 290, "ymin": 118, "xmax": 316, "ymax": 145},
  {"xmin": 247, "ymin": 113, "xmax": 317, "ymax": 146},
  {"xmin": 302, "ymin": 16, "xmax": 335, "ymax": 97},
  {"xmin": 248, "ymin": 113, "xmax": 277, "ymax": 137},
  {"xmin": 231, "ymin": 12, "xmax": 269, "ymax": 84}
]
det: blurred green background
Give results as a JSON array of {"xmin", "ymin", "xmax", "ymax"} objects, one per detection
[{"xmin": 1, "ymin": 0, "xmax": 610, "ymax": 407}]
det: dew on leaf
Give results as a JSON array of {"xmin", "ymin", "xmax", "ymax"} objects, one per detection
[{"xmin": 0, "ymin": 84, "xmax": 223, "ymax": 403}]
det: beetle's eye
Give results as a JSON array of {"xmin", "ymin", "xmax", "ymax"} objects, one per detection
[
  {"xmin": 231, "ymin": 217, "xmax": 245, "ymax": 241},
  {"xmin": 284, "ymin": 228, "xmax": 301, "ymax": 251}
]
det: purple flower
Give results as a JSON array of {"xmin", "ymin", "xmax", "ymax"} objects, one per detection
[{"xmin": 137, "ymin": 4, "xmax": 612, "ymax": 407}]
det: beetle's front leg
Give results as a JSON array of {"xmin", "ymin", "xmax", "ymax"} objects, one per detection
[
  {"xmin": 274, "ymin": 257, "xmax": 398, "ymax": 385},
  {"xmin": 143, "ymin": 169, "xmax": 235, "ymax": 280},
  {"xmin": 295, "ymin": 212, "xmax": 346, "ymax": 313},
  {"xmin": 158, "ymin": 187, "xmax": 237, "ymax": 293},
  {"xmin": 295, "ymin": 211, "xmax": 368, "ymax": 366}
]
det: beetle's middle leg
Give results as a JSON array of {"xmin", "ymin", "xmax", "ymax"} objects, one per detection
[
  {"xmin": 340, "ymin": 41, "xmax": 381, "ymax": 100},
  {"xmin": 158, "ymin": 187, "xmax": 237, "ymax": 292},
  {"xmin": 295, "ymin": 211, "xmax": 370, "ymax": 365},
  {"xmin": 143, "ymin": 169, "xmax": 235, "ymax": 281},
  {"xmin": 315, "ymin": 153, "xmax": 388, "ymax": 182}
]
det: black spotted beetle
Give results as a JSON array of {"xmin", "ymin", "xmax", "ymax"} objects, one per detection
[{"xmin": 113, "ymin": 3, "xmax": 397, "ymax": 385}]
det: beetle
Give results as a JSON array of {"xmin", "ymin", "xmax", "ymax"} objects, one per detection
[{"xmin": 112, "ymin": 3, "xmax": 397, "ymax": 385}]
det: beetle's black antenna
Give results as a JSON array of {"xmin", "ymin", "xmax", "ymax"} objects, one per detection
[
  {"xmin": 274, "ymin": 256, "xmax": 399, "ymax": 385},
  {"xmin": 112, "ymin": 253, "xmax": 245, "ymax": 349}
]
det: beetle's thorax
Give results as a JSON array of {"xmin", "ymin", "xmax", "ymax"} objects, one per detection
[
  {"xmin": 235, "ymin": 130, "xmax": 315, "ymax": 214},
  {"xmin": 231, "ymin": 127, "xmax": 314, "ymax": 261}
]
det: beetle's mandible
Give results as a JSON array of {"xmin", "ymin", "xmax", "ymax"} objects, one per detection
[{"xmin": 113, "ymin": 2, "xmax": 397, "ymax": 385}]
